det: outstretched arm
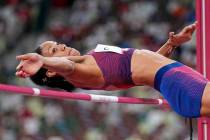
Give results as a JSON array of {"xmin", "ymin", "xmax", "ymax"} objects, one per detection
[
  {"xmin": 157, "ymin": 21, "xmax": 197, "ymax": 57},
  {"xmin": 157, "ymin": 38, "xmax": 175, "ymax": 58},
  {"xmin": 16, "ymin": 53, "xmax": 76, "ymax": 78}
]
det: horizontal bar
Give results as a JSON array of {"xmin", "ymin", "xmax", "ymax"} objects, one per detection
[{"xmin": 0, "ymin": 84, "xmax": 168, "ymax": 105}]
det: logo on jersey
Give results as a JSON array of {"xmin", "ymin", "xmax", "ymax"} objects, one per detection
[{"xmin": 104, "ymin": 47, "xmax": 109, "ymax": 50}]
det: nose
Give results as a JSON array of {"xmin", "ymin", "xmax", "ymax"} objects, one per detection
[{"xmin": 59, "ymin": 44, "xmax": 66, "ymax": 51}]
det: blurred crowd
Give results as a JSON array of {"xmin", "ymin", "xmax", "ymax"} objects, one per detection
[{"xmin": 0, "ymin": 0, "xmax": 196, "ymax": 140}]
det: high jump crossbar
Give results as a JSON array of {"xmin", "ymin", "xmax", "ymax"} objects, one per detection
[{"xmin": 0, "ymin": 84, "xmax": 168, "ymax": 105}]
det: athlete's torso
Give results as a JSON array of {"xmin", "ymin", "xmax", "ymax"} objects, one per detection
[
  {"xmin": 88, "ymin": 44, "xmax": 136, "ymax": 90},
  {"xmin": 67, "ymin": 45, "xmax": 176, "ymax": 90},
  {"xmin": 131, "ymin": 49, "xmax": 176, "ymax": 87}
]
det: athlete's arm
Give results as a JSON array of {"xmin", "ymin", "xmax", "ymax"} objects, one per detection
[
  {"xmin": 157, "ymin": 21, "xmax": 197, "ymax": 58},
  {"xmin": 156, "ymin": 38, "xmax": 175, "ymax": 58},
  {"xmin": 63, "ymin": 56, "xmax": 86, "ymax": 63},
  {"xmin": 42, "ymin": 57, "xmax": 76, "ymax": 76},
  {"xmin": 16, "ymin": 53, "xmax": 76, "ymax": 77}
]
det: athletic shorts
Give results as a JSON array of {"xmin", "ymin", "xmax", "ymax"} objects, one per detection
[{"xmin": 154, "ymin": 62, "xmax": 208, "ymax": 118}]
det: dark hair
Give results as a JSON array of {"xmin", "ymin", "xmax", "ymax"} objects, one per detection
[{"xmin": 29, "ymin": 46, "xmax": 75, "ymax": 91}]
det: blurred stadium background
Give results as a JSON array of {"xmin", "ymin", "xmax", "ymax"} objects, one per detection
[{"xmin": 0, "ymin": 0, "xmax": 196, "ymax": 140}]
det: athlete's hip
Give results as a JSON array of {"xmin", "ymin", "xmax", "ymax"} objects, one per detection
[{"xmin": 131, "ymin": 49, "xmax": 175, "ymax": 86}]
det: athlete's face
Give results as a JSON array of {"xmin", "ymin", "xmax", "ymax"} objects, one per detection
[{"xmin": 40, "ymin": 41, "xmax": 81, "ymax": 57}]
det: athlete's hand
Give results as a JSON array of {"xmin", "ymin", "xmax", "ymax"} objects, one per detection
[
  {"xmin": 16, "ymin": 53, "xmax": 44, "ymax": 78},
  {"xmin": 168, "ymin": 21, "xmax": 197, "ymax": 47}
]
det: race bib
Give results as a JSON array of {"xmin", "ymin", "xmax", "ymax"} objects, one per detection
[{"xmin": 94, "ymin": 44, "xmax": 123, "ymax": 54}]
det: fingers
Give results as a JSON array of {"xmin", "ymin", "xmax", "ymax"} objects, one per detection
[
  {"xmin": 16, "ymin": 53, "xmax": 40, "ymax": 61},
  {"xmin": 16, "ymin": 54, "xmax": 31, "ymax": 61},
  {"xmin": 169, "ymin": 32, "xmax": 175, "ymax": 38},
  {"xmin": 189, "ymin": 24, "xmax": 196, "ymax": 30},
  {"xmin": 184, "ymin": 22, "xmax": 197, "ymax": 34},
  {"xmin": 194, "ymin": 21, "xmax": 198, "ymax": 26},
  {"xmin": 170, "ymin": 21, "xmax": 197, "ymax": 37},
  {"xmin": 16, "ymin": 61, "xmax": 25, "ymax": 71},
  {"xmin": 16, "ymin": 70, "xmax": 31, "ymax": 78}
]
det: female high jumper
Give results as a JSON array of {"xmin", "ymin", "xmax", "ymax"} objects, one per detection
[{"xmin": 16, "ymin": 22, "xmax": 210, "ymax": 118}]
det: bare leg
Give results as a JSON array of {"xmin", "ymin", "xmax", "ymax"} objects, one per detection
[{"xmin": 201, "ymin": 82, "xmax": 210, "ymax": 117}]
